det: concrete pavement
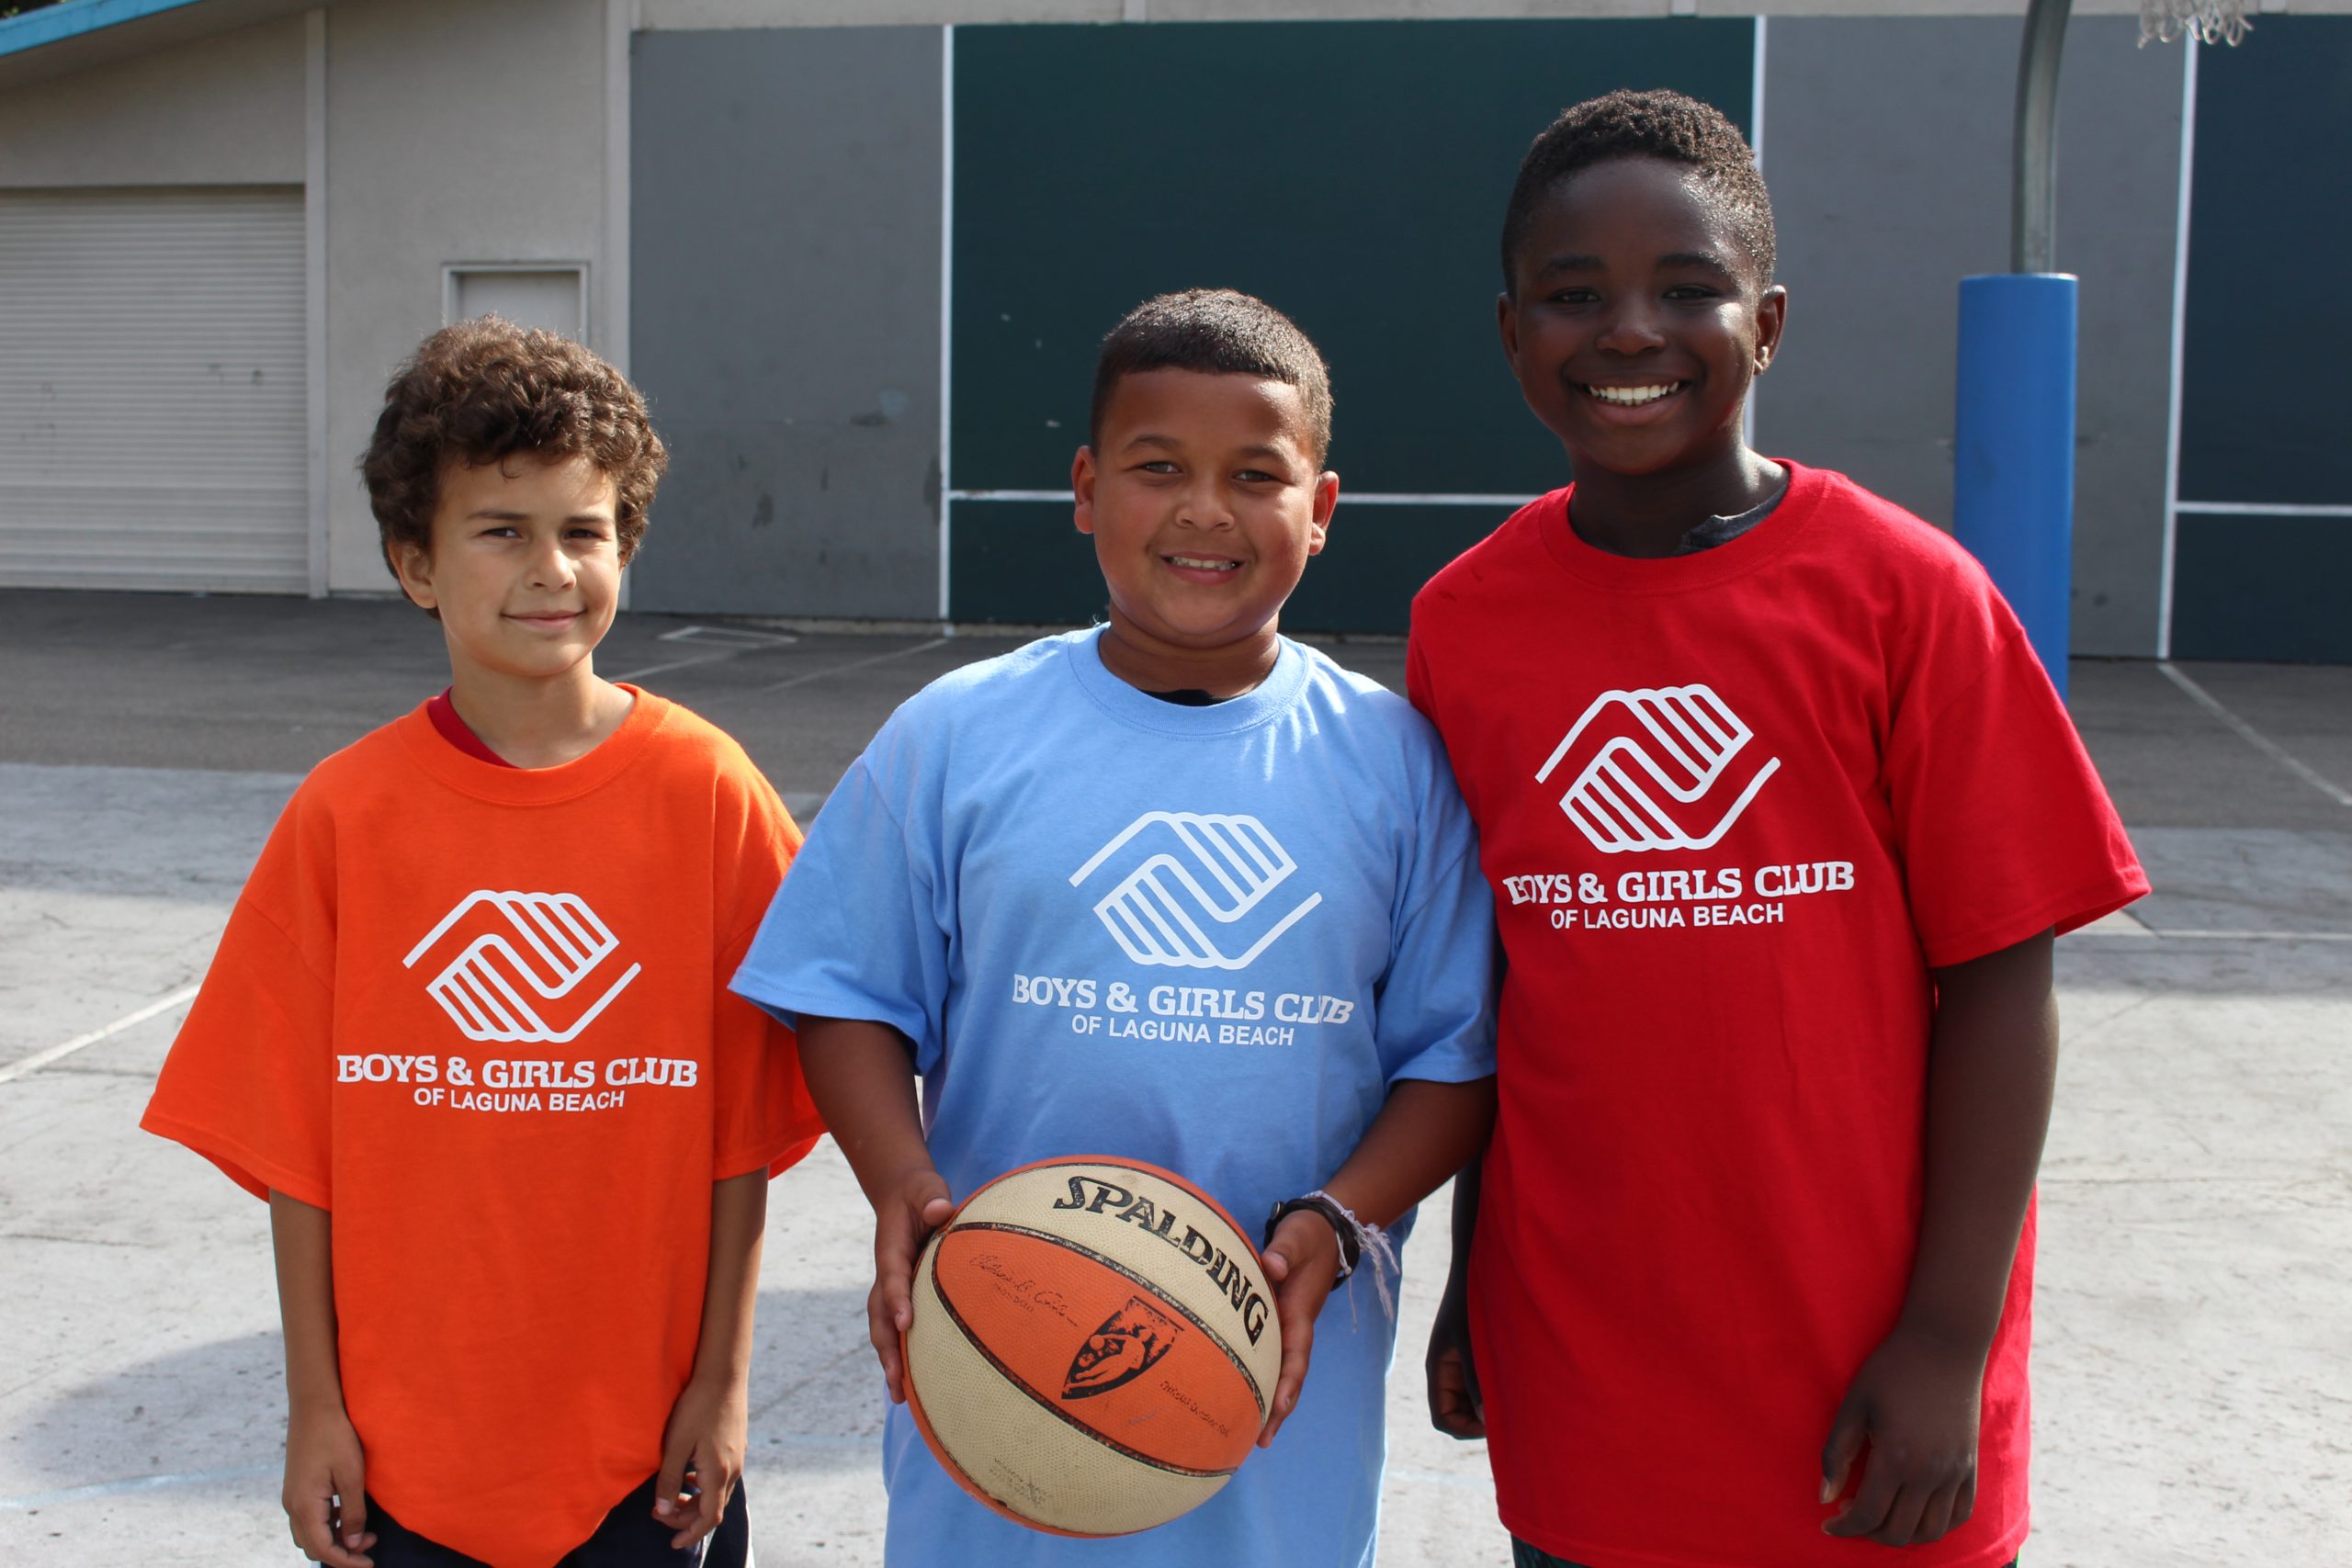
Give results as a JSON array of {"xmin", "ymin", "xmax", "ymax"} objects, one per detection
[{"xmin": 1, "ymin": 591, "xmax": 2346, "ymax": 1566}]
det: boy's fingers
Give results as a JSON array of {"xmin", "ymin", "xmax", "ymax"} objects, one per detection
[
  {"xmin": 336, "ymin": 1483, "xmax": 369, "ymax": 1556},
  {"xmin": 299, "ymin": 1500, "xmax": 371, "ymax": 1568},
  {"xmin": 1951, "ymin": 1473, "xmax": 1977, "ymax": 1528},
  {"xmin": 1870, "ymin": 1483, "xmax": 1929, "ymax": 1547},
  {"xmin": 652, "ymin": 1443, "xmax": 691, "ymax": 1522},
  {"xmin": 867, "ymin": 1284, "xmax": 909, "ymax": 1402},
  {"xmin": 1823, "ymin": 1460, "xmax": 1899, "ymax": 1540},
  {"xmin": 1427, "ymin": 1348, "xmax": 1486, "ymax": 1439},
  {"xmin": 669, "ymin": 1466, "xmax": 724, "ymax": 1550},
  {"xmin": 1817, "ymin": 1399, "xmax": 1866, "ymax": 1504},
  {"xmin": 1257, "ymin": 1287, "xmax": 1318, "ymax": 1449},
  {"xmin": 1913, "ymin": 1483, "xmax": 1959, "ymax": 1545}
]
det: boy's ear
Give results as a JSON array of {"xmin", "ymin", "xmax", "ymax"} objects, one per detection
[
  {"xmin": 1496, "ymin": 291, "xmax": 1523, "ymax": 367},
  {"xmin": 1071, "ymin": 446, "xmax": 1100, "ymax": 536},
  {"xmin": 1307, "ymin": 471, "xmax": 1339, "ymax": 558},
  {"xmin": 390, "ymin": 540, "xmax": 438, "ymax": 611},
  {"xmin": 1753, "ymin": 284, "xmax": 1789, "ymax": 375}
]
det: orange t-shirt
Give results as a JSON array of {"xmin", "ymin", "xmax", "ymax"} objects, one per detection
[{"xmin": 141, "ymin": 689, "xmax": 822, "ymax": 1568}]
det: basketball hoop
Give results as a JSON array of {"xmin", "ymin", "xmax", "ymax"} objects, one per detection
[{"xmin": 2139, "ymin": 0, "xmax": 2254, "ymax": 46}]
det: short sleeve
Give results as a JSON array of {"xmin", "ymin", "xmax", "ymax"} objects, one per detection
[
  {"xmin": 1886, "ymin": 582, "xmax": 2149, "ymax": 968},
  {"xmin": 140, "ymin": 803, "xmax": 335, "ymax": 1206},
  {"xmin": 1373, "ymin": 739, "xmax": 1499, "ymax": 1087},
  {"xmin": 709, "ymin": 781, "xmax": 825, "ymax": 1180},
  {"xmin": 709, "ymin": 925, "xmax": 824, "ymax": 1179},
  {"xmin": 728, "ymin": 749, "xmax": 955, "ymax": 1076}
]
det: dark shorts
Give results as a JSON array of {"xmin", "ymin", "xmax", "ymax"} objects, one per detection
[
  {"xmin": 365, "ymin": 1475, "xmax": 749, "ymax": 1568},
  {"xmin": 1512, "ymin": 1541, "xmax": 2014, "ymax": 1568}
]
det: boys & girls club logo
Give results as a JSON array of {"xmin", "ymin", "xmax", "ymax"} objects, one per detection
[
  {"xmin": 1536, "ymin": 684, "xmax": 1780, "ymax": 853},
  {"xmin": 403, "ymin": 890, "xmax": 642, "ymax": 1043},
  {"xmin": 1070, "ymin": 811, "xmax": 1321, "ymax": 970}
]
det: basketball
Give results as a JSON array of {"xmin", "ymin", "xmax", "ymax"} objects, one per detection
[{"xmin": 901, "ymin": 1156, "xmax": 1283, "ymax": 1537}]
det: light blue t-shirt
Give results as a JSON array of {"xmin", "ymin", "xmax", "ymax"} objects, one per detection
[{"xmin": 731, "ymin": 627, "xmax": 1497, "ymax": 1568}]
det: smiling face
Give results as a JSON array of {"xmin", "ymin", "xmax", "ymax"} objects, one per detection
[
  {"xmin": 1072, "ymin": 367, "xmax": 1338, "ymax": 691},
  {"xmin": 1500, "ymin": 156, "xmax": 1785, "ymax": 482},
  {"xmin": 390, "ymin": 453, "xmax": 623, "ymax": 692}
]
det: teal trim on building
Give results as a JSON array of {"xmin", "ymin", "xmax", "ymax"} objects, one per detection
[{"xmin": 0, "ymin": 0, "xmax": 212, "ymax": 60}]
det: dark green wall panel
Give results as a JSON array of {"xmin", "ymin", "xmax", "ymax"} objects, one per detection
[
  {"xmin": 947, "ymin": 499, "xmax": 1512, "ymax": 636},
  {"xmin": 1286, "ymin": 504, "xmax": 1516, "ymax": 635},
  {"xmin": 948, "ymin": 17, "xmax": 1751, "ymax": 627},
  {"xmin": 947, "ymin": 502, "xmax": 1102, "ymax": 626},
  {"xmin": 2171, "ymin": 515, "xmax": 2352, "ymax": 663},
  {"xmin": 2178, "ymin": 17, "xmax": 2352, "ymax": 507}
]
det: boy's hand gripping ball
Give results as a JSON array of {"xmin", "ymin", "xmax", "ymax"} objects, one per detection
[{"xmin": 901, "ymin": 1156, "xmax": 1283, "ymax": 1536}]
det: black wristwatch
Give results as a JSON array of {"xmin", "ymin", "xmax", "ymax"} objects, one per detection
[{"xmin": 1264, "ymin": 1193, "xmax": 1361, "ymax": 1280}]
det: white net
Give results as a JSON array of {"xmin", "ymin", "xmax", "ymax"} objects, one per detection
[{"xmin": 2139, "ymin": 0, "xmax": 2255, "ymax": 46}]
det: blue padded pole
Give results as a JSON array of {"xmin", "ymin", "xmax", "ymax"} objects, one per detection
[{"xmin": 1954, "ymin": 272, "xmax": 2078, "ymax": 698}]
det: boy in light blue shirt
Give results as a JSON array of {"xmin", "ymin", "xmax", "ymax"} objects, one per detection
[{"xmin": 730, "ymin": 288, "xmax": 1497, "ymax": 1568}]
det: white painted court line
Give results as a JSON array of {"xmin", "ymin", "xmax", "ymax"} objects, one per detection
[
  {"xmin": 2157, "ymin": 661, "xmax": 2352, "ymax": 809},
  {"xmin": 607, "ymin": 624, "xmax": 800, "ymax": 685},
  {"xmin": 0, "ymin": 1461, "xmax": 274, "ymax": 1511},
  {"xmin": 743, "ymin": 637, "xmax": 954, "ymax": 697},
  {"xmin": 0, "ymin": 984, "xmax": 200, "ymax": 1088},
  {"xmin": 605, "ymin": 650, "xmax": 744, "ymax": 683},
  {"xmin": 2151, "ymin": 930, "xmax": 2352, "ymax": 943}
]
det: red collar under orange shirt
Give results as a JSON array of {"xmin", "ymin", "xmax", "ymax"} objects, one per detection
[{"xmin": 425, "ymin": 689, "xmax": 514, "ymax": 767}]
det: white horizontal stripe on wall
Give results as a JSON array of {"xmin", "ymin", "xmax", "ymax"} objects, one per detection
[
  {"xmin": 2174, "ymin": 502, "xmax": 2352, "ymax": 518},
  {"xmin": 947, "ymin": 490, "xmax": 1534, "ymax": 507}
]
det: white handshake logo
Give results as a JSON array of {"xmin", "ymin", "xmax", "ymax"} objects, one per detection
[
  {"xmin": 403, "ymin": 890, "xmax": 642, "ymax": 1043},
  {"xmin": 1070, "ymin": 811, "xmax": 1321, "ymax": 971},
  {"xmin": 1536, "ymin": 683, "xmax": 1781, "ymax": 853}
]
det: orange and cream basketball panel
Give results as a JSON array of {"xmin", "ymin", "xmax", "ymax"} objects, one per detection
[{"xmin": 901, "ymin": 1157, "xmax": 1283, "ymax": 1537}]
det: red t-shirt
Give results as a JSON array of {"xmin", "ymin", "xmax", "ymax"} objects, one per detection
[
  {"xmin": 141, "ymin": 690, "xmax": 823, "ymax": 1568},
  {"xmin": 1408, "ymin": 463, "xmax": 2146, "ymax": 1568}
]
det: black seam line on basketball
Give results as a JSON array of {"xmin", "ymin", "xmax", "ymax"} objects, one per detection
[
  {"xmin": 926, "ymin": 1265, "xmax": 1242, "ymax": 1482},
  {"xmin": 949, "ymin": 1220, "xmax": 1267, "ymax": 1413}
]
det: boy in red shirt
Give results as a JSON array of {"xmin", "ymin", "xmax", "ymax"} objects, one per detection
[
  {"xmin": 141, "ymin": 319, "xmax": 822, "ymax": 1568},
  {"xmin": 1408, "ymin": 92, "xmax": 2148, "ymax": 1568}
]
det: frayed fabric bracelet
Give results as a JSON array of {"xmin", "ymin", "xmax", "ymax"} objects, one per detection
[{"xmin": 1264, "ymin": 1190, "xmax": 1400, "ymax": 1318}]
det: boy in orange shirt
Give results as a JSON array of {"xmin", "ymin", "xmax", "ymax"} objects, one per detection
[{"xmin": 141, "ymin": 319, "xmax": 822, "ymax": 1568}]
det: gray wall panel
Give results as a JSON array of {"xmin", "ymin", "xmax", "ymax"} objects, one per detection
[
  {"xmin": 1759, "ymin": 16, "xmax": 2182, "ymax": 658},
  {"xmin": 629, "ymin": 27, "xmax": 942, "ymax": 618}
]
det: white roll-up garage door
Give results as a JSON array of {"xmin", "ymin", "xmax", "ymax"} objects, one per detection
[{"xmin": 0, "ymin": 187, "xmax": 307, "ymax": 592}]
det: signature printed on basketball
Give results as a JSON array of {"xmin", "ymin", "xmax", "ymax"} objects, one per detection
[
  {"xmin": 1157, "ymin": 1378, "xmax": 1234, "ymax": 1440},
  {"xmin": 971, "ymin": 1252, "xmax": 1086, "ymax": 1329}
]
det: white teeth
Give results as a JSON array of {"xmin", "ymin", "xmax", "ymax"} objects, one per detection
[
  {"xmin": 1169, "ymin": 556, "xmax": 1238, "ymax": 570},
  {"xmin": 1588, "ymin": 383, "xmax": 1680, "ymax": 406}
]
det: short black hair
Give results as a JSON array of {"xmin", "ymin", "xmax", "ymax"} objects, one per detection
[
  {"xmin": 1089, "ymin": 288, "xmax": 1333, "ymax": 465},
  {"xmin": 1499, "ymin": 89, "xmax": 1775, "ymax": 293}
]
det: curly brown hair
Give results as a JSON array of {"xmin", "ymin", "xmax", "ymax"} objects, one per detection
[{"xmin": 361, "ymin": 317, "xmax": 668, "ymax": 592}]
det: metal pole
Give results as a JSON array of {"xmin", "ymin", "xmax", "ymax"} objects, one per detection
[{"xmin": 2014, "ymin": 0, "xmax": 2074, "ymax": 273}]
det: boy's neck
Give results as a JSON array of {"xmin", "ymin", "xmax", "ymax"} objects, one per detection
[
  {"xmin": 1567, "ymin": 442, "xmax": 1786, "ymax": 560},
  {"xmin": 444, "ymin": 662, "xmax": 635, "ymax": 769},
  {"xmin": 1095, "ymin": 615, "xmax": 1283, "ymax": 701}
]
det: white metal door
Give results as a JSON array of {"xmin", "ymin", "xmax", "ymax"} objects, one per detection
[
  {"xmin": 447, "ymin": 267, "xmax": 586, "ymax": 341},
  {"xmin": 0, "ymin": 187, "xmax": 307, "ymax": 592}
]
